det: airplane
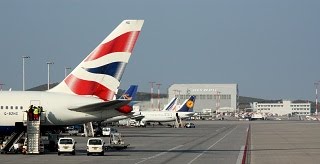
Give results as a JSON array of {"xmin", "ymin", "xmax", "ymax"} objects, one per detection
[
  {"xmin": 103, "ymin": 96, "xmax": 179, "ymax": 123},
  {"xmin": 135, "ymin": 95, "xmax": 196, "ymax": 126},
  {"xmin": 0, "ymin": 20, "xmax": 144, "ymax": 135}
]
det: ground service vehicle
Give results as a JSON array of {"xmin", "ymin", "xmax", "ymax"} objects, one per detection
[
  {"xmin": 57, "ymin": 138, "xmax": 76, "ymax": 155},
  {"xmin": 185, "ymin": 122, "xmax": 195, "ymax": 128},
  {"xmin": 102, "ymin": 127, "xmax": 118, "ymax": 136},
  {"xmin": 106, "ymin": 133, "xmax": 129, "ymax": 150},
  {"xmin": 87, "ymin": 138, "xmax": 105, "ymax": 156}
]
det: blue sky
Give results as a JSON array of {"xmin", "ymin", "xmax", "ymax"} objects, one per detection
[{"xmin": 0, "ymin": 0, "xmax": 319, "ymax": 100}]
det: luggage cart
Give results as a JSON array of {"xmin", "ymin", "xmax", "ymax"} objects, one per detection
[{"xmin": 106, "ymin": 133, "xmax": 129, "ymax": 150}]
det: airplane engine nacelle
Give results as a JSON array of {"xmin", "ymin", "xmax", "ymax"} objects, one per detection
[{"xmin": 116, "ymin": 105, "xmax": 132, "ymax": 114}]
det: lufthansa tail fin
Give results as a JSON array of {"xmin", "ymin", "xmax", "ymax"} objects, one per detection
[{"xmin": 177, "ymin": 95, "xmax": 196, "ymax": 112}]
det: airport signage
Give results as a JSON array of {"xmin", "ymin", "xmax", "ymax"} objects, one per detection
[{"xmin": 192, "ymin": 88, "xmax": 217, "ymax": 92}]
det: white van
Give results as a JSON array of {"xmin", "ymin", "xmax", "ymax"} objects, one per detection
[
  {"xmin": 102, "ymin": 127, "xmax": 117, "ymax": 136},
  {"xmin": 57, "ymin": 138, "xmax": 76, "ymax": 155},
  {"xmin": 86, "ymin": 138, "xmax": 105, "ymax": 156}
]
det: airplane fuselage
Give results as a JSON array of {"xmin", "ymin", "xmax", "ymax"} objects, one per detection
[
  {"xmin": 0, "ymin": 91, "xmax": 124, "ymax": 127},
  {"xmin": 140, "ymin": 111, "xmax": 194, "ymax": 122}
]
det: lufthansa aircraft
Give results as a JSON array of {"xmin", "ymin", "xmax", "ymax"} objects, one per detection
[{"xmin": 0, "ymin": 20, "xmax": 144, "ymax": 134}]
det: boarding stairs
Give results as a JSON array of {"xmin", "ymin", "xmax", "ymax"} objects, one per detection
[
  {"xmin": 24, "ymin": 110, "xmax": 46, "ymax": 154},
  {"xmin": 175, "ymin": 113, "xmax": 182, "ymax": 128},
  {"xmin": 84, "ymin": 122, "xmax": 94, "ymax": 137},
  {"xmin": 26, "ymin": 119, "xmax": 41, "ymax": 154}
]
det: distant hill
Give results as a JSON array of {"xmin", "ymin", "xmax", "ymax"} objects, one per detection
[
  {"xmin": 27, "ymin": 84, "xmax": 271, "ymax": 103},
  {"xmin": 238, "ymin": 96, "xmax": 265, "ymax": 104},
  {"xmin": 27, "ymin": 83, "xmax": 168, "ymax": 101},
  {"xmin": 27, "ymin": 83, "xmax": 59, "ymax": 91}
]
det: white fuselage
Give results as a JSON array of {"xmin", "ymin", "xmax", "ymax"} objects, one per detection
[
  {"xmin": 0, "ymin": 91, "xmax": 124, "ymax": 126},
  {"xmin": 139, "ymin": 111, "xmax": 194, "ymax": 123}
]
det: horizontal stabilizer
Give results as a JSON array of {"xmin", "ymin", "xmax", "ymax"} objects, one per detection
[
  {"xmin": 68, "ymin": 99, "xmax": 130, "ymax": 112},
  {"xmin": 131, "ymin": 115, "xmax": 145, "ymax": 121}
]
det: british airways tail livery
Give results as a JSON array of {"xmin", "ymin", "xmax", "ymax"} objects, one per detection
[
  {"xmin": 49, "ymin": 20, "xmax": 143, "ymax": 101},
  {"xmin": 0, "ymin": 20, "xmax": 144, "ymax": 133}
]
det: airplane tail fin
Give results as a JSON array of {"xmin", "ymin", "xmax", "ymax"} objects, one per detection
[
  {"xmin": 177, "ymin": 95, "xmax": 196, "ymax": 112},
  {"xmin": 116, "ymin": 85, "xmax": 138, "ymax": 114},
  {"xmin": 119, "ymin": 85, "xmax": 138, "ymax": 100},
  {"xmin": 162, "ymin": 97, "xmax": 178, "ymax": 111},
  {"xmin": 49, "ymin": 20, "xmax": 144, "ymax": 101}
]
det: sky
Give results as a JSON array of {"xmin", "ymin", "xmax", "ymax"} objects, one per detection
[{"xmin": 0, "ymin": 0, "xmax": 319, "ymax": 101}]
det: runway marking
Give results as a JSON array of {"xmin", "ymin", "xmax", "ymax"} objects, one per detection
[
  {"xmin": 134, "ymin": 144, "xmax": 184, "ymax": 164},
  {"xmin": 236, "ymin": 145, "xmax": 245, "ymax": 164},
  {"xmin": 187, "ymin": 126, "xmax": 238, "ymax": 164},
  {"xmin": 216, "ymin": 127, "xmax": 225, "ymax": 131}
]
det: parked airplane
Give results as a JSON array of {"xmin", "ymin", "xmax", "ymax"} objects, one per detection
[
  {"xmin": 103, "ymin": 96, "xmax": 179, "ymax": 123},
  {"xmin": 0, "ymin": 20, "xmax": 144, "ymax": 135},
  {"xmin": 135, "ymin": 95, "xmax": 196, "ymax": 126}
]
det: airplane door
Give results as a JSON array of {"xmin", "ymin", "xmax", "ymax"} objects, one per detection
[
  {"xmin": 29, "ymin": 100, "xmax": 45, "ymax": 122},
  {"xmin": 23, "ymin": 100, "xmax": 42, "ymax": 124}
]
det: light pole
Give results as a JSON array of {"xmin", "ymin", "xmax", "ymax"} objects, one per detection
[
  {"xmin": 173, "ymin": 89, "xmax": 181, "ymax": 104},
  {"xmin": 47, "ymin": 62, "xmax": 54, "ymax": 90},
  {"xmin": 65, "ymin": 67, "xmax": 71, "ymax": 78},
  {"xmin": 315, "ymin": 82, "xmax": 319, "ymax": 115},
  {"xmin": 177, "ymin": 90, "xmax": 181, "ymax": 105},
  {"xmin": 149, "ymin": 82, "xmax": 155, "ymax": 109},
  {"xmin": 216, "ymin": 91, "xmax": 221, "ymax": 114},
  {"xmin": 156, "ymin": 83, "xmax": 161, "ymax": 110},
  {"xmin": 22, "ymin": 56, "xmax": 30, "ymax": 91}
]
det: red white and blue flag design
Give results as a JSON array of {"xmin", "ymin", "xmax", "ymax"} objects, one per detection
[{"xmin": 49, "ymin": 20, "xmax": 144, "ymax": 101}]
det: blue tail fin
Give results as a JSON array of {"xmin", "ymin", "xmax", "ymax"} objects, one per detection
[
  {"xmin": 177, "ymin": 95, "xmax": 196, "ymax": 112},
  {"xmin": 119, "ymin": 85, "xmax": 138, "ymax": 100}
]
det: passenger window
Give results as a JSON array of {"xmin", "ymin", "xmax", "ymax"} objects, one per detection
[
  {"xmin": 20, "ymin": 106, "xmax": 23, "ymax": 110},
  {"xmin": 15, "ymin": 106, "xmax": 18, "ymax": 110},
  {"xmin": 6, "ymin": 106, "xmax": 8, "ymax": 109},
  {"xmin": 0, "ymin": 106, "xmax": 2, "ymax": 109},
  {"xmin": 11, "ymin": 106, "xmax": 13, "ymax": 109}
]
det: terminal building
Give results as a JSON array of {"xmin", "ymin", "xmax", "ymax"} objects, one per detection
[
  {"xmin": 251, "ymin": 100, "xmax": 311, "ymax": 116},
  {"xmin": 168, "ymin": 84, "xmax": 238, "ymax": 113}
]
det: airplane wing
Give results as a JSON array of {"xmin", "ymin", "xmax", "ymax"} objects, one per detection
[
  {"xmin": 68, "ymin": 99, "xmax": 131, "ymax": 112},
  {"xmin": 131, "ymin": 114, "xmax": 145, "ymax": 121}
]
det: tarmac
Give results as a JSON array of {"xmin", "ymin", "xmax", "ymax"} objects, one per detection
[
  {"xmin": 251, "ymin": 121, "xmax": 320, "ymax": 164},
  {"xmin": 1, "ymin": 120, "xmax": 320, "ymax": 164}
]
